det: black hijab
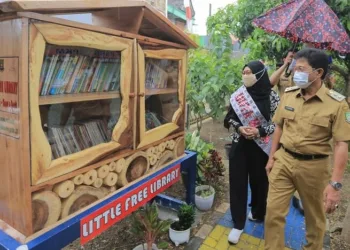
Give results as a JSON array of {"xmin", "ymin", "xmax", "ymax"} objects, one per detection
[{"xmin": 243, "ymin": 61, "xmax": 271, "ymax": 121}]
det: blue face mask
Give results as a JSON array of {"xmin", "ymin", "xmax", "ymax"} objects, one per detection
[{"xmin": 293, "ymin": 70, "xmax": 318, "ymax": 89}]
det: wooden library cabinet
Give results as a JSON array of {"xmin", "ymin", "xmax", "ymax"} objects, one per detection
[{"xmin": 0, "ymin": 0, "xmax": 196, "ymax": 240}]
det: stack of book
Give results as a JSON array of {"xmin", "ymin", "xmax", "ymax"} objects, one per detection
[
  {"xmin": 145, "ymin": 59, "xmax": 170, "ymax": 89},
  {"xmin": 47, "ymin": 120, "xmax": 111, "ymax": 159},
  {"xmin": 39, "ymin": 47, "xmax": 121, "ymax": 96}
]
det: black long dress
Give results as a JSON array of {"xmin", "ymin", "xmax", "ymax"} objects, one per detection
[{"xmin": 224, "ymin": 90, "xmax": 280, "ymax": 230}]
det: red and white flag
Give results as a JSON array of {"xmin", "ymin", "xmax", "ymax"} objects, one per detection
[{"xmin": 184, "ymin": 0, "xmax": 192, "ymax": 31}]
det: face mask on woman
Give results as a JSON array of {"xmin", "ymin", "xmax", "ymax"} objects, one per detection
[{"xmin": 242, "ymin": 68, "xmax": 266, "ymax": 87}]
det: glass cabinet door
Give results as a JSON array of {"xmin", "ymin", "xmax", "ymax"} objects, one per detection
[
  {"xmin": 30, "ymin": 23, "xmax": 133, "ymax": 185},
  {"xmin": 137, "ymin": 46, "xmax": 187, "ymax": 148}
]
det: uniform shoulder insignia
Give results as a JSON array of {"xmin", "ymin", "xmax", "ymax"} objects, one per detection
[
  {"xmin": 285, "ymin": 86, "xmax": 300, "ymax": 92},
  {"xmin": 328, "ymin": 90, "xmax": 345, "ymax": 102}
]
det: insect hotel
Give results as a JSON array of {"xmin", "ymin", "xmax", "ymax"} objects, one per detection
[{"xmin": 0, "ymin": 1, "xmax": 197, "ymax": 248}]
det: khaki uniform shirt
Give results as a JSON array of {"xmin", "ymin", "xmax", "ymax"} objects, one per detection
[
  {"xmin": 276, "ymin": 74, "xmax": 294, "ymax": 97},
  {"xmin": 273, "ymin": 85, "xmax": 350, "ymax": 155}
]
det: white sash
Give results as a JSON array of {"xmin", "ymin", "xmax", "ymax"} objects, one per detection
[{"xmin": 230, "ymin": 86, "xmax": 272, "ymax": 155}]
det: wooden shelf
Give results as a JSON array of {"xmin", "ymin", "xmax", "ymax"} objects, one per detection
[
  {"xmin": 39, "ymin": 91, "xmax": 121, "ymax": 105},
  {"xmin": 145, "ymin": 88, "xmax": 178, "ymax": 96}
]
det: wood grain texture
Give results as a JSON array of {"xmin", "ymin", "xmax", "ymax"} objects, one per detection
[
  {"xmin": 143, "ymin": 49, "xmax": 186, "ymax": 60},
  {"xmin": 137, "ymin": 44, "xmax": 146, "ymax": 145},
  {"xmin": 111, "ymin": 44, "xmax": 132, "ymax": 142},
  {"xmin": 34, "ymin": 22, "xmax": 131, "ymax": 51},
  {"xmin": 30, "ymin": 23, "xmax": 133, "ymax": 185},
  {"xmin": 0, "ymin": 17, "xmax": 33, "ymax": 236},
  {"xmin": 0, "ymin": 0, "xmax": 147, "ymax": 12},
  {"xmin": 29, "ymin": 23, "xmax": 52, "ymax": 185},
  {"xmin": 92, "ymin": 7, "xmax": 145, "ymax": 34},
  {"xmin": 137, "ymin": 48, "xmax": 186, "ymax": 148},
  {"xmin": 138, "ymin": 123, "xmax": 179, "ymax": 148},
  {"xmin": 39, "ymin": 91, "xmax": 120, "ymax": 105},
  {"xmin": 172, "ymin": 53, "xmax": 187, "ymax": 124},
  {"xmin": 17, "ymin": 12, "xmax": 188, "ymax": 49}
]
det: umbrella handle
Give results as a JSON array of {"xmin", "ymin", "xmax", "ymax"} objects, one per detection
[{"xmin": 284, "ymin": 63, "xmax": 292, "ymax": 77}]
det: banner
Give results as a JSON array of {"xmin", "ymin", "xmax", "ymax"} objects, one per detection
[{"xmin": 80, "ymin": 164, "xmax": 181, "ymax": 245}]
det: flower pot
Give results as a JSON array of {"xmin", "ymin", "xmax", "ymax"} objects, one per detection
[
  {"xmin": 169, "ymin": 224, "xmax": 191, "ymax": 246},
  {"xmin": 133, "ymin": 243, "xmax": 158, "ymax": 250},
  {"xmin": 195, "ymin": 185, "xmax": 215, "ymax": 211}
]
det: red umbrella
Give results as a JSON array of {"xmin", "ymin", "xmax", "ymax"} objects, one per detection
[{"xmin": 252, "ymin": 0, "xmax": 350, "ymax": 54}]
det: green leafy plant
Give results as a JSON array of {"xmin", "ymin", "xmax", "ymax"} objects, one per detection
[
  {"xmin": 185, "ymin": 132, "xmax": 225, "ymax": 187},
  {"xmin": 171, "ymin": 203, "xmax": 195, "ymax": 231},
  {"xmin": 130, "ymin": 202, "xmax": 172, "ymax": 250}
]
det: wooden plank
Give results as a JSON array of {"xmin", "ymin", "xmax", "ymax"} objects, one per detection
[
  {"xmin": 133, "ymin": 39, "xmax": 137, "ymax": 150},
  {"xmin": 145, "ymin": 88, "xmax": 178, "ymax": 96},
  {"xmin": 172, "ymin": 53, "xmax": 187, "ymax": 124},
  {"xmin": 138, "ymin": 44, "xmax": 146, "ymax": 146},
  {"xmin": 0, "ymin": 18, "xmax": 33, "ymax": 236},
  {"xmin": 143, "ymin": 8, "xmax": 197, "ymax": 48},
  {"xmin": 30, "ymin": 131, "xmax": 184, "ymax": 192},
  {"xmin": 111, "ymin": 43, "xmax": 132, "ymax": 142},
  {"xmin": 30, "ymin": 23, "xmax": 133, "ymax": 185},
  {"xmin": 34, "ymin": 22, "xmax": 132, "ymax": 51},
  {"xmin": 39, "ymin": 91, "xmax": 121, "ymax": 105},
  {"xmin": 144, "ymin": 48, "xmax": 186, "ymax": 60},
  {"xmin": 137, "ymin": 123, "xmax": 179, "ymax": 148},
  {"xmin": 0, "ymin": 0, "xmax": 147, "ymax": 13},
  {"xmin": 29, "ymin": 23, "xmax": 53, "ymax": 185},
  {"xmin": 92, "ymin": 7, "xmax": 145, "ymax": 34},
  {"xmin": 17, "ymin": 12, "xmax": 188, "ymax": 49},
  {"xmin": 0, "ymin": 220, "xmax": 26, "ymax": 244}
]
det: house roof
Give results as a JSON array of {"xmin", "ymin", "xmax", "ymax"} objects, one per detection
[{"xmin": 0, "ymin": 0, "xmax": 197, "ymax": 48}]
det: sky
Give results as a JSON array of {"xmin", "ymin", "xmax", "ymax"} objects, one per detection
[{"xmin": 191, "ymin": 0, "xmax": 237, "ymax": 35}]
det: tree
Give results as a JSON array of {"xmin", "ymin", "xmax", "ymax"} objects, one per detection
[
  {"xmin": 207, "ymin": 0, "xmax": 350, "ymax": 101},
  {"xmin": 186, "ymin": 48, "xmax": 243, "ymax": 132}
]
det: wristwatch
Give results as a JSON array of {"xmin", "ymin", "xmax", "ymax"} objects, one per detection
[{"xmin": 329, "ymin": 181, "xmax": 342, "ymax": 191}]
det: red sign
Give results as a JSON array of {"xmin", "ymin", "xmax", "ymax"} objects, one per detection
[{"xmin": 80, "ymin": 164, "xmax": 181, "ymax": 245}]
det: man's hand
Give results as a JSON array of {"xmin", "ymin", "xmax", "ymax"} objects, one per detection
[
  {"xmin": 323, "ymin": 184, "xmax": 341, "ymax": 214},
  {"xmin": 265, "ymin": 158, "xmax": 275, "ymax": 175},
  {"xmin": 284, "ymin": 52, "xmax": 294, "ymax": 65}
]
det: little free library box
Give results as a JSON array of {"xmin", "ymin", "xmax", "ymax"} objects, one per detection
[{"xmin": 0, "ymin": 0, "xmax": 197, "ymax": 248}]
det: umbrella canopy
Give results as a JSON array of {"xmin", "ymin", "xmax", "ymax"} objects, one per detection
[{"xmin": 252, "ymin": 0, "xmax": 350, "ymax": 53}]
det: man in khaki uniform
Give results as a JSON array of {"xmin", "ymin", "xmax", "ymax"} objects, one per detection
[
  {"xmin": 270, "ymin": 50, "xmax": 296, "ymax": 96},
  {"xmin": 264, "ymin": 48, "xmax": 350, "ymax": 250}
]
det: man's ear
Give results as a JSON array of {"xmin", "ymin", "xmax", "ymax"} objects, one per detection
[{"xmin": 317, "ymin": 68, "xmax": 324, "ymax": 78}]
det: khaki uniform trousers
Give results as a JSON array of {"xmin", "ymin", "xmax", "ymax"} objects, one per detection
[{"xmin": 264, "ymin": 148, "xmax": 330, "ymax": 250}]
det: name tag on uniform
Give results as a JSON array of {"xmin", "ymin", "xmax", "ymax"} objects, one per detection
[{"xmin": 285, "ymin": 106, "xmax": 294, "ymax": 112}]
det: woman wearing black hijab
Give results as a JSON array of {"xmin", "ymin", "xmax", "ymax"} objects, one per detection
[{"xmin": 224, "ymin": 60, "xmax": 280, "ymax": 244}]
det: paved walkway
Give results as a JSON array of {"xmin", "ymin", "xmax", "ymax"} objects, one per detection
[{"xmin": 194, "ymin": 192, "xmax": 308, "ymax": 250}]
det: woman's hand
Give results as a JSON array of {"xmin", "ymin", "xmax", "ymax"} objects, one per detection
[
  {"xmin": 246, "ymin": 127, "xmax": 260, "ymax": 139},
  {"xmin": 238, "ymin": 126, "xmax": 254, "ymax": 138}
]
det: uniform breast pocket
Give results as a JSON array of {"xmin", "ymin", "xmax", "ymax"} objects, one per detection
[
  {"xmin": 308, "ymin": 116, "xmax": 331, "ymax": 139},
  {"xmin": 281, "ymin": 110, "xmax": 295, "ymax": 127}
]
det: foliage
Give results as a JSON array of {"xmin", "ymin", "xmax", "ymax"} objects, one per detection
[
  {"xmin": 206, "ymin": 0, "xmax": 350, "ymax": 99},
  {"xmin": 130, "ymin": 202, "xmax": 172, "ymax": 250},
  {"xmin": 198, "ymin": 149, "xmax": 225, "ymax": 188},
  {"xmin": 185, "ymin": 131, "xmax": 214, "ymax": 164},
  {"xmin": 187, "ymin": 48, "xmax": 242, "ymax": 132},
  {"xmin": 171, "ymin": 203, "xmax": 195, "ymax": 231},
  {"xmin": 185, "ymin": 131, "xmax": 225, "ymax": 186}
]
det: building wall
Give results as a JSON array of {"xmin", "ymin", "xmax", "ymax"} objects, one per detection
[{"xmin": 145, "ymin": 0, "xmax": 167, "ymax": 16}]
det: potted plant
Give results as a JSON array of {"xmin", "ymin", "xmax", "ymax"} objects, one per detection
[
  {"xmin": 195, "ymin": 149, "xmax": 225, "ymax": 211},
  {"xmin": 131, "ymin": 202, "xmax": 172, "ymax": 250},
  {"xmin": 169, "ymin": 203, "xmax": 195, "ymax": 246}
]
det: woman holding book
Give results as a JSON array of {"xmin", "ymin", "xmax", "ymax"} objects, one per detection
[{"xmin": 224, "ymin": 60, "xmax": 280, "ymax": 244}]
